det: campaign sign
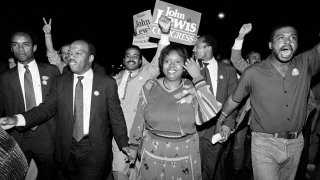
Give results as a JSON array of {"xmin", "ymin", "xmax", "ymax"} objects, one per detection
[
  {"xmin": 148, "ymin": 0, "xmax": 201, "ymax": 45},
  {"xmin": 132, "ymin": 10, "xmax": 157, "ymax": 49}
]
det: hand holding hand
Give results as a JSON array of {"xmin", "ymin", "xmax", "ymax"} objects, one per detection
[
  {"xmin": 158, "ymin": 15, "xmax": 171, "ymax": 34},
  {"xmin": 0, "ymin": 116, "xmax": 18, "ymax": 130},
  {"xmin": 220, "ymin": 125, "xmax": 231, "ymax": 142},
  {"xmin": 42, "ymin": 17, "xmax": 52, "ymax": 34},
  {"xmin": 122, "ymin": 147, "xmax": 137, "ymax": 164},
  {"xmin": 182, "ymin": 57, "xmax": 201, "ymax": 79},
  {"xmin": 238, "ymin": 23, "xmax": 252, "ymax": 40}
]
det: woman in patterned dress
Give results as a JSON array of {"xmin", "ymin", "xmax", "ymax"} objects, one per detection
[{"xmin": 128, "ymin": 44, "xmax": 222, "ymax": 180}]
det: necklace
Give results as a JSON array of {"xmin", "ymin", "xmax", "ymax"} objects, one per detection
[
  {"xmin": 163, "ymin": 79, "xmax": 172, "ymax": 90},
  {"xmin": 163, "ymin": 79, "xmax": 182, "ymax": 91}
]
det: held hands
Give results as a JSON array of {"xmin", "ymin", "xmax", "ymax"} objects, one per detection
[
  {"xmin": 42, "ymin": 17, "xmax": 52, "ymax": 34},
  {"xmin": 158, "ymin": 15, "xmax": 172, "ymax": 34},
  {"xmin": 214, "ymin": 122, "xmax": 231, "ymax": 143},
  {"xmin": 237, "ymin": 23, "xmax": 252, "ymax": 40},
  {"xmin": 0, "ymin": 116, "xmax": 18, "ymax": 130},
  {"xmin": 122, "ymin": 147, "xmax": 138, "ymax": 165},
  {"xmin": 182, "ymin": 57, "xmax": 201, "ymax": 79}
]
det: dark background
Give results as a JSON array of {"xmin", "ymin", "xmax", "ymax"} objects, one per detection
[{"xmin": 0, "ymin": 0, "xmax": 319, "ymax": 74}]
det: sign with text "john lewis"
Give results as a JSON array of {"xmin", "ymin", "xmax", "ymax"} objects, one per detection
[{"xmin": 148, "ymin": 0, "xmax": 201, "ymax": 46}]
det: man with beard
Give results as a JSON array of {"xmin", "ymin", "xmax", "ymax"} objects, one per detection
[
  {"xmin": 214, "ymin": 25, "xmax": 320, "ymax": 180},
  {"xmin": 0, "ymin": 30, "xmax": 60, "ymax": 179},
  {"xmin": 112, "ymin": 15, "xmax": 171, "ymax": 180}
]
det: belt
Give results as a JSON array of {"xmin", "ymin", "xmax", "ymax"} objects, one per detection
[{"xmin": 271, "ymin": 130, "xmax": 302, "ymax": 139}]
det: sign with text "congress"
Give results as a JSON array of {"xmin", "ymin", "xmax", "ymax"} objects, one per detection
[{"xmin": 148, "ymin": 0, "xmax": 201, "ymax": 46}]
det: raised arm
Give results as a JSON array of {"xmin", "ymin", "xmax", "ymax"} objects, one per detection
[
  {"xmin": 143, "ymin": 15, "xmax": 171, "ymax": 78},
  {"xmin": 230, "ymin": 23, "xmax": 252, "ymax": 73},
  {"xmin": 42, "ymin": 18, "xmax": 61, "ymax": 66}
]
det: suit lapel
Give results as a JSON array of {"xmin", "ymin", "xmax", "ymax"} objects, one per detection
[
  {"xmin": 114, "ymin": 70, "xmax": 124, "ymax": 86},
  {"xmin": 11, "ymin": 67, "xmax": 25, "ymax": 111},
  {"xmin": 37, "ymin": 63, "xmax": 48, "ymax": 101},
  {"xmin": 216, "ymin": 62, "xmax": 224, "ymax": 103},
  {"xmin": 89, "ymin": 73, "xmax": 100, "ymax": 126},
  {"xmin": 64, "ymin": 73, "xmax": 74, "ymax": 121}
]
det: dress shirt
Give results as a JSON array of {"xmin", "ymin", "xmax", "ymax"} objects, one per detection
[
  {"xmin": 203, "ymin": 58, "xmax": 218, "ymax": 96},
  {"xmin": 117, "ymin": 70, "xmax": 132, "ymax": 100},
  {"xmin": 16, "ymin": 69, "xmax": 93, "ymax": 134},
  {"xmin": 73, "ymin": 69, "xmax": 93, "ymax": 135},
  {"xmin": 17, "ymin": 60, "xmax": 42, "ymax": 111}
]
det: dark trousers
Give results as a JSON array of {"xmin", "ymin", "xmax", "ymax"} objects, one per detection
[
  {"xmin": 200, "ymin": 137, "xmax": 226, "ymax": 180},
  {"xmin": 66, "ymin": 138, "xmax": 107, "ymax": 180},
  {"xmin": 19, "ymin": 126, "xmax": 56, "ymax": 180}
]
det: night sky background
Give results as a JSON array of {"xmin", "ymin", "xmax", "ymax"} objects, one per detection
[{"xmin": 0, "ymin": 0, "xmax": 319, "ymax": 74}]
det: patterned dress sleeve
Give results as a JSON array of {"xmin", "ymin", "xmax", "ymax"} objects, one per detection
[
  {"xmin": 192, "ymin": 76, "xmax": 222, "ymax": 125},
  {"xmin": 129, "ymin": 80, "xmax": 154, "ymax": 149}
]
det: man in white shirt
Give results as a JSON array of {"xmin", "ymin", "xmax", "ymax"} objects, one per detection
[{"xmin": 0, "ymin": 30, "xmax": 60, "ymax": 180}]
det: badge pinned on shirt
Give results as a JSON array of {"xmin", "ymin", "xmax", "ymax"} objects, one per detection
[
  {"xmin": 94, "ymin": 90, "xmax": 99, "ymax": 96},
  {"xmin": 292, "ymin": 68, "xmax": 299, "ymax": 76},
  {"xmin": 41, "ymin": 76, "xmax": 49, "ymax": 85}
]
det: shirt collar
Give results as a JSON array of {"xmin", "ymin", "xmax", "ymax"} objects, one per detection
[
  {"xmin": 125, "ymin": 69, "xmax": 139, "ymax": 78},
  {"xmin": 74, "ymin": 68, "xmax": 93, "ymax": 80},
  {"xmin": 18, "ymin": 59, "xmax": 36, "ymax": 71},
  {"xmin": 202, "ymin": 56, "xmax": 217, "ymax": 65}
]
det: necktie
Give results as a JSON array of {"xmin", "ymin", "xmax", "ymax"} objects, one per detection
[
  {"xmin": 201, "ymin": 62, "xmax": 213, "ymax": 93},
  {"xmin": 24, "ymin": 65, "xmax": 38, "ymax": 131},
  {"xmin": 73, "ymin": 76, "xmax": 84, "ymax": 142},
  {"xmin": 122, "ymin": 71, "xmax": 132, "ymax": 100}
]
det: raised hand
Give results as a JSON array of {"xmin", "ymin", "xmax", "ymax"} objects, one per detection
[
  {"xmin": 0, "ymin": 116, "xmax": 18, "ymax": 130},
  {"xmin": 237, "ymin": 23, "xmax": 252, "ymax": 40},
  {"xmin": 42, "ymin": 17, "xmax": 52, "ymax": 34},
  {"xmin": 158, "ymin": 15, "xmax": 172, "ymax": 34},
  {"xmin": 182, "ymin": 57, "xmax": 201, "ymax": 79}
]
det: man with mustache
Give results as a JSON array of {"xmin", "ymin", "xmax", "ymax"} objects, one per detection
[
  {"xmin": 0, "ymin": 39, "xmax": 130, "ymax": 180},
  {"xmin": 112, "ymin": 15, "xmax": 171, "ymax": 180},
  {"xmin": 215, "ymin": 25, "xmax": 320, "ymax": 180}
]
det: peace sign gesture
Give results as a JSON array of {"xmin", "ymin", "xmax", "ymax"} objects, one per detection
[{"xmin": 42, "ymin": 17, "xmax": 52, "ymax": 34}]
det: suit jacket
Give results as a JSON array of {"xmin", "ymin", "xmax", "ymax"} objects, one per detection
[
  {"xmin": 0, "ymin": 61, "xmax": 60, "ymax": 145},
  {"xmin": 197, "ymin": 61, "xmax": 238, "ymax": 140},
  {"xmin": 21, "ymin": 70, "xmax": 129, "ymax": 169}
]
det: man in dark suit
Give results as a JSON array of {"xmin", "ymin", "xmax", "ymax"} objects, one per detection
[
  {"xmin": 0, "ymin": 31, "xmax": 60, "ymax": 180},
  {"xmin": 193, "ymin": 35, "xmax": 238, "ymax": 180},
  {"xmin": 0, "ymin": 39, "xmax": 129, "ymax": 180}
]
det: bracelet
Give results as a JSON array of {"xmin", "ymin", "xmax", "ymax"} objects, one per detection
[
  {"xmin": 217, "ymin": 115, "xmax": 226, "ymax": 123},
  {"xmin": 221, "ymin": 111, "xmax": 228, "ymax": 117}
]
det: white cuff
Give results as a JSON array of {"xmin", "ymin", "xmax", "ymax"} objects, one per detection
[
  {"xmin": 15, "ymin": 114, "xmax": 26, "ymax": 126},
  {"xmin": 159, "ymin": 34, "xmax": 170, "ymax": 45},
  {"xmin": 232, "ymin": 39, "xmax": 244, "ymax": 50}
]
